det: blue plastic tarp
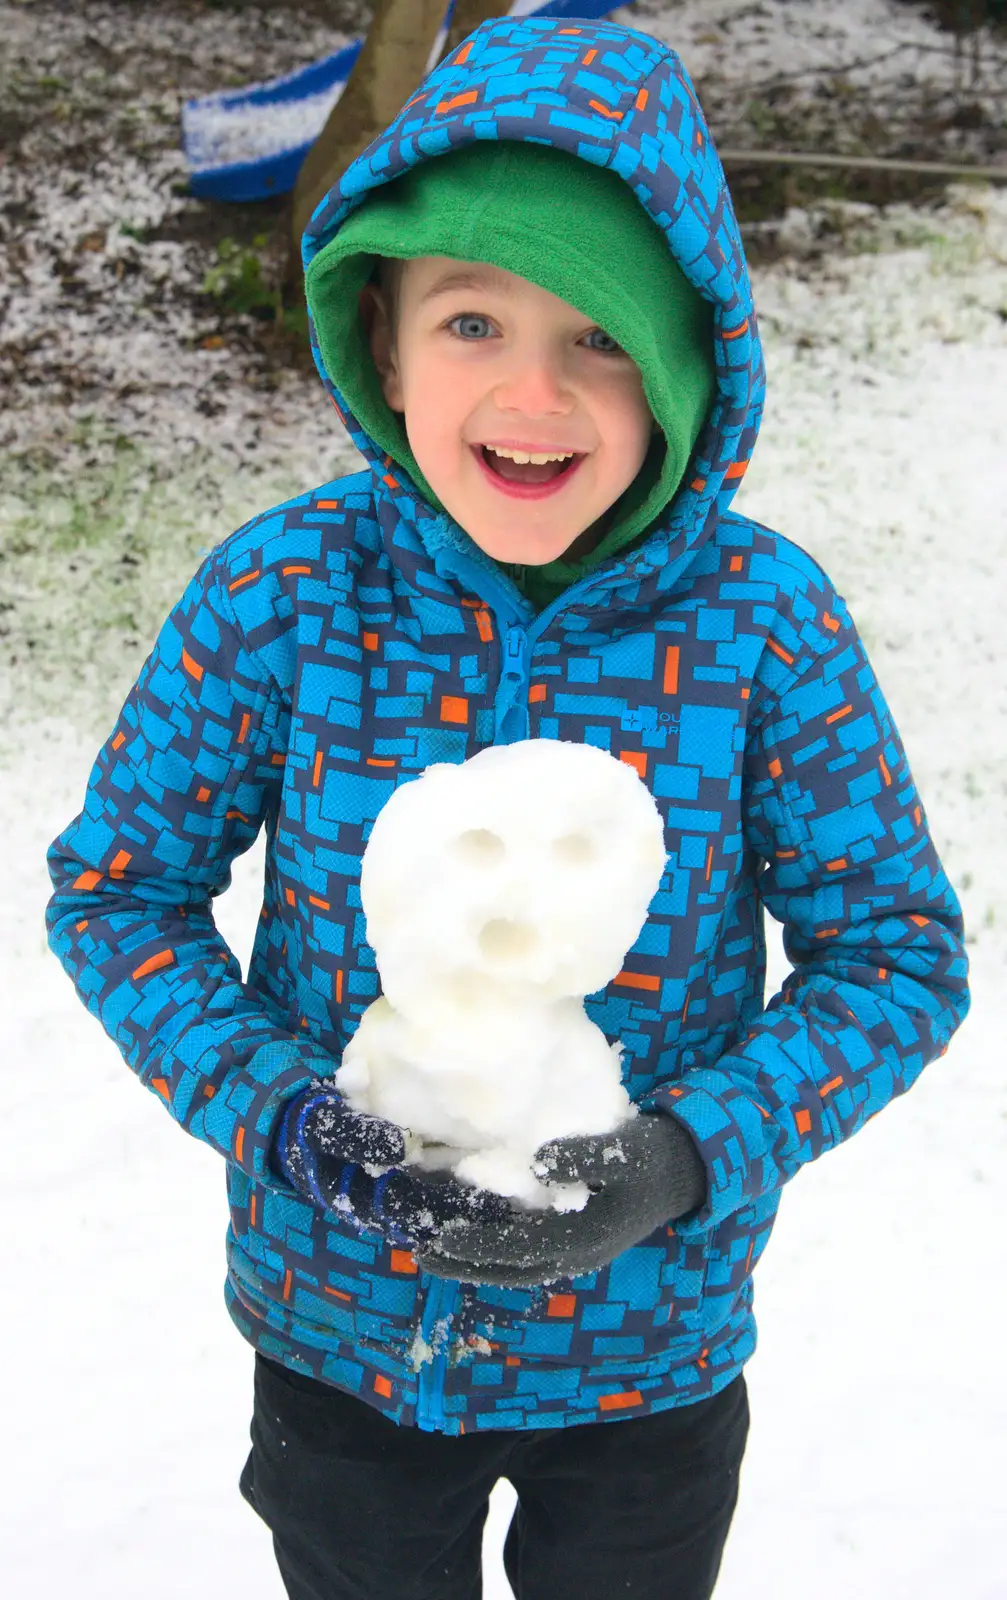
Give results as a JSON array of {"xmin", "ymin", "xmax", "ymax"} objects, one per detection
[{"xmin": 182, "ymin": 1, "xmax": 621, "ymax": 202}]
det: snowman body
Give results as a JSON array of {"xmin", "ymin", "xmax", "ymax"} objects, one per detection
[{"xmin": 335, "ymin": 739, "xmax": 667, "ymax": 1209}]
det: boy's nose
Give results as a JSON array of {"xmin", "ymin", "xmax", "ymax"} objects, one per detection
[{"xmin": 492, "ymin": 355, "xmax": 574, "ymax": 417}]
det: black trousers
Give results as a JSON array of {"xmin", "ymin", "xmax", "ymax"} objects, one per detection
[{"xmin": 240, "ymin": 1353, "xmax": 748, "ymax": 1600}]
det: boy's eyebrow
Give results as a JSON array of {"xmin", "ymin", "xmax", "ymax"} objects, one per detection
[{"xmin": 418, "ymin": 264, "xmax": 517, "ymax": 303}]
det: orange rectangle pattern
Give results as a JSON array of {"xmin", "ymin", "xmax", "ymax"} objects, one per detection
[
  {"xmin": 440, "ymin": 695, "xmax": 469, "ymax": 724},
  {"xmin": 619, "ymin": 750, "xmax": 647, "ymax": 779},
  {"xmin": 131, "ymin": 948, "xmax": 175, "ymax": 981},
  {"xmin": 614, "ymin": 970, "xmax": 661, "ymax": 992},
  {"xmin": 663, "ymin": 645, "xmax": 680, "ymax": 696},
  {"xmin": 599, "ymin": 1390, "xmax": 642, "ymax": 1411},
  {"xmin": 548, "ymin": 1294, "xmax": 576, "ymax": 1317},
  {"xmin": 228, "ymin": 569, "xmax": 260, "ymax": 593},
  {"xmin": 766, "ymin": 636, "xmax": 795, "ymax": 665},
  {"xmin": 181, "ymin": 648, "xmax": 203, "ymax": 682},
  {"xmin": 435, "ymin": 90, "xmax": 478, "ymax": 114}
]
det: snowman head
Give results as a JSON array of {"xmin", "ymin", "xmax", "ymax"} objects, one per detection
[{"xmin": 360, "ymin": 739, "xmax": 667, "ymax": 1012}]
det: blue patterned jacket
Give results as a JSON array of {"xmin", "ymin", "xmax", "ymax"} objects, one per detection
[{"xmin": 46, "ymin": 16, "xmax": 969, "ymax": 1434}]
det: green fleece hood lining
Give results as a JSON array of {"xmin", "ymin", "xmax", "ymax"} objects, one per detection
[{"xmin": 305, "ymin": 140, "xmax": 715, "ymax": 608}]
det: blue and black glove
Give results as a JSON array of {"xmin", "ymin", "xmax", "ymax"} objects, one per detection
[
  {"xmin": 273, "ymin": 1086, "xmax": 512, "ymax": 1249},
  {"xmin": 415, "ymin": 1113, "xmax": 708, "ymax": 1287}
]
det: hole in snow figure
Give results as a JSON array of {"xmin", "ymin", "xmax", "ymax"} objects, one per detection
[
  {"xmin": 477, "ymin": 918, "xmax": 539, "ymax": 963},
  {"xmin": 552, "ymin": 831, "xmax": 595, "ymax": 864},
  {"xmin": 453, "ymin": 827, "xmax": 506, "ymax": 865}
]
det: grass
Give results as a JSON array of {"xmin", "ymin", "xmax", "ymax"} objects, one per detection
[
  {"xmin": 0, "ymin": 433, "xmax": 314, "ymax": 744},
  {"xmin": 202, "ymin": 234, "xmax": 279, "ymax": 320}
]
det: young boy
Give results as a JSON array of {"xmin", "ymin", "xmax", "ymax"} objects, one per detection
[{"xmin": 46, "ymin": 15, "xmax": 969, "ymax": 1600}]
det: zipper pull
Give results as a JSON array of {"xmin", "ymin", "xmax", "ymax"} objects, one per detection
[{"xmin": 503, "ymin": 625, "xmax": 528, "ymax": 679}]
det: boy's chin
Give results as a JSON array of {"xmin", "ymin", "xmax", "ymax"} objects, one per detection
[
  {"xmin": 465, "ymin": 512, "xmax": 612, "ymax": 568},
  {"xmin": 471, "ymin": 533, "xmax": 587, "ymax": 566}
]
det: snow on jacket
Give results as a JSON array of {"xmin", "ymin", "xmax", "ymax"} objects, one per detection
[{"xmin": 46, "ymin": 16, "xmax": 969, "ymax": 1434}]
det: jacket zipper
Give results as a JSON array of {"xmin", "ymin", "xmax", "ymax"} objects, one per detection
[
  {"xmin": 503, "ymin": 624, "xmax": 528, "ymax": 681},
  {"xmin": 491, "ymin": 570, "xmax": 612, "ymax": 744},
  {"xmin": 495, "ymin": 624, "xmax": 531, "ymax": 743},
  {"xmin": 415, "ymin": 1274, "xmax": 458, "ymax": 1431}
]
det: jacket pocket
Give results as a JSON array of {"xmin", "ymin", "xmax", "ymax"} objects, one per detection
[
  {"xmin": 461, "ymin": 1223, "xmax": 715, "ymax": 1366},
  {"xmin": 227, "ymin": 1191, "xmax": 422, "ymax": 1359}
]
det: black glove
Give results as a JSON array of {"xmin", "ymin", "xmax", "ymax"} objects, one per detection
[
  {"xmin": 274, "ymin": 1086, "xmax": 512, "ymax": 1248},
  {"xmin": 415, "ymin": 1113, "xmax": 707, "ymax": 1287}
]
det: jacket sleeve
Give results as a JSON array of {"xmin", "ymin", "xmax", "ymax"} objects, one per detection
[
  {"xmin": 648, "ymin": 606, "xmax": 970, "ymax": 1234},
  {"xmin": 45, "ymin": 547, "xmax": 333, "ymax": 1181}
]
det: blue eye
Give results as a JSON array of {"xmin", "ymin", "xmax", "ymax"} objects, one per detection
[
  {"xmin": 583, "ymin": 328, "xmax": 623, "ymax": 353},
  {"xmin": 448, "ymin": 313, "xmax": 494, "ymax": 340}
]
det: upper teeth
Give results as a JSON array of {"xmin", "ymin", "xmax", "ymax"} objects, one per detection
[{"xmin": 486, "ymin": 446, "xmax": 574, "ymax": 464}]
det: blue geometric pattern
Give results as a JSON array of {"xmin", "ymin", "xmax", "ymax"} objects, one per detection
[{"xmin": 45, "ymin": 16, "xmax": 969, "ymax": 1435}]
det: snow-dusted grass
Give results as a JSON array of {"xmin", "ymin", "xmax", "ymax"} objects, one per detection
[
  {"xmin": 0, "ymin": 0, "xmax": 360, "ymax": 471},
  {"xmin": 0, "ymin": 434, "xmax": 357, "ymax": 731},
  {"xmin": 632, "ymin": 0, "xmax": 1007, "ymax": 107}
]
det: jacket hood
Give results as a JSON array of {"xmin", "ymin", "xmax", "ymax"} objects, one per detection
[{"xmin": 301, "ymin": 14, "xmax": 765, "ymax": 611}]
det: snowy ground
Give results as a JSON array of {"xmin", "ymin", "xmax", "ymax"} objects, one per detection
[{"xmin": 3, "ymin": 1, "xmax": 1007, "ymax": 1596}]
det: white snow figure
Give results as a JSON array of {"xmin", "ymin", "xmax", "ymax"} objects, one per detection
[{"xmin": 335, "ymin": 738, "xmax": 667, "ymax": 1210}]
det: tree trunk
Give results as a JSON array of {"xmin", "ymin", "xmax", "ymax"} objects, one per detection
[
  {"xmin": 443, "ymin": 0, "xmax": 508, "ymax": 58},
  {"xmin": 287, "ymin": 0, "xmax": 507, "ymax": 288},
  {"xmin": 288, "ymin": 0, "xmax": 445, "ymax": 278}
]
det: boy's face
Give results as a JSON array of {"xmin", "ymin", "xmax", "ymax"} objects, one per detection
[{"xmin": 363, "ymin": 257, "xmax": 654, "ymax": 567}]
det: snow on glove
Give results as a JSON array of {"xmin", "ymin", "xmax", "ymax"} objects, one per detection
[
  {"xmin": 415, "ymin": 1113, "xmax": 708, "ymax": 1287},
  {"xmin": 274, "ymin": 1086, "xmax": 512, "ymax": 1248}
]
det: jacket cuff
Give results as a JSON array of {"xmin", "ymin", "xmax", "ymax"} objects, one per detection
[
  {"xmin": 643, "ymin": 1071, "xmax": 771, "ymax": 1234},
  {"xmin": 194, "ymin": 1040, "xmax": 331, "ymax": 1183}
]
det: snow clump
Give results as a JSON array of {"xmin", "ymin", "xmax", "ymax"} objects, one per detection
[{"xmin": 335, "ymin": 739, "xmax": 668, "ymax": 1210}]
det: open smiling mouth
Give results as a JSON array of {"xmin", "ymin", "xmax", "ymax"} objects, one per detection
[{"xmin": 473, "ymin": 444, "xmax": 586, "ymax": 500}]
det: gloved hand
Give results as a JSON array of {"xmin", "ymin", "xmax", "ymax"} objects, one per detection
[
  {"xmin": 414, "ymin": 1113, "xmax": 707, "ymax": 1287},
  {"xmin": 274, "ymin": 1086, "xmax": 512, "ymax": 1249}
]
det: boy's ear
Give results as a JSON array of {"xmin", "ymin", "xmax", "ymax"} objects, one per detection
[{"xmin": 358, "ymin": 283, "xmax": 404, "ymax": 413}]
